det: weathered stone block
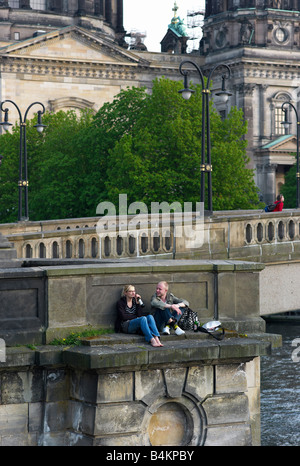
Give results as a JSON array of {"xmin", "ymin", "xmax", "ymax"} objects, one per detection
[
  {"xmin": 28, "ymin": 402, "xmax": 43, "ymax": 433},
  {"xmin": 0, "ymin": 404, "xmax": 28, "ymax": 435},
  {"xmin": 94, "ymin": 433, "xmax": 147, "ymax": 446},
  {"xmin": 94, "ymin": 402, "xmax": 146, "ymax": 435},
  {"xmin": 0, "ymin": 369, "xmax": 44, "ymax": 403},
  {"xmin": 0, "ymin": 270, "xmax": 46, "ymax": 345},
  {"xmin": 215, "ymin": 364, "xmax": 247, "ymax": 394},
  {"xmin": 70, "ymin": 370, "xmax": 98, "ymax": 403},
  {"xmin": 163, "ymin": 368, "xmax": 186, "ymax": 398},
  {"xmin": 48, "ymin": 276, "xmax": 86, "ymax": 327},
  {"xmin": 235, "ymin": 272, "xmax": 260, "ymax": 317},
  {"xmin": 46, "ymin": 369, "xmax": 70, "ymax": 402},
  {"xmin": 205, "ymin": 424, "xmax": 252, "ymax": 446},
  {"xmin": 203, "ymin": 393, "xmax": 250, "ymax": 425},
  {"xmin": 1, "ymin": 433, "xmax": 31, "ymax": 446},
  {"xmin": 43, "ymin": 401, "xmax": 70, "ymax": 432},
  {"xmin": 70, "ymin": 401, "xmax": 95, "ymax": 436},
  {"xmin": 185, "ymin": 365, "xmax": 214, "ymax": 400},
  {"xmin": 97, "ymin": 372, "xmax": 134, "ymax": 403},
  {"xmin": 135, "ymin": 369, "xmax": 166, "ymax": 405}
]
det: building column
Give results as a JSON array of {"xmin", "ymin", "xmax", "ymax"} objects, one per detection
[
  {"xmin": 259, "ymin": 84, "xmax": 268, "ymax": 141},
  {"xmin": 237, "ymin": 82, "xmax": 256, "ymax": 169},
  {"xmin": 105, "ymin": 0, "xmax": 111, "ymax": 24},
  {"xmin": 264, "ymin": 163, "xmax": 277, "ymax": 204}
]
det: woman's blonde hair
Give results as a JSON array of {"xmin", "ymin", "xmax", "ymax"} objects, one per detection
[{"xmin": 121, "ymin": 285, "xmax": 135, "ymax": 296}]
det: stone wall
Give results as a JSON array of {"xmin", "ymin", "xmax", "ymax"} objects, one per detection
[
  {"xmin": 0, "ymin": 332, "xmax": 268, "ymax": 446},
  {"xmin": 43, "ymin": 259, "xmax": 265, "ymax": 342},
  {"xmin": 0, "ymin": 259, "xmax": 266, "ymax": 345}
]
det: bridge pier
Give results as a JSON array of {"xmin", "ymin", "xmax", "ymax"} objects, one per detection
[
  {"xmin": 0, "ymin": 258, "xmax": 281, "ymax": 446},
  {"xmin": 0, "ymin": 328, "xmax": 272, "ymax": 446}
]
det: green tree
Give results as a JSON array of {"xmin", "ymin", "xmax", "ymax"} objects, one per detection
[
  {"xmin": 105, "ymin": 77, "xmax": 261, "ymax": 211},
  {"xmin": 0, "ymin": 79, "xmax": 261, "ymax": 224},
  {"xmin": 0, "ymin": 126, "xmax": 20, "ymax": 222},
  {"xmin": 281, "ymin": 158, "xmax": 298, "ymax": 208},
  {"xmin": 31, "ymin": 109, "xmax": 97, "ymax": 220},
  {"xmin": 0, "ymin": 109, "xmax": 96, "ymax": 222},
  {"xmin": 211, "ymin": 107, "xmax": 260, "ymax": 210}
]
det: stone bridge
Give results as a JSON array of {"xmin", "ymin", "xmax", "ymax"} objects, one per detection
[
  {"xmin": 0, "ymin": 212, "xmax": 287, "ymax": 446},
  {"xmin": 1, "ymin": 209, "xmax": 300, "ymax": 317}
]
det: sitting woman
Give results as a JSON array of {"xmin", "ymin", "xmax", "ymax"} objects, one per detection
[{"xmin": 115, "ymin": 285, "xmax": 163, "ymax": 347}]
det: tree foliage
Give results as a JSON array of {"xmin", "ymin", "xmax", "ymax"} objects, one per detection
[
  {"xmin": 0, "ymin": 109, "xmax": 96, "ymax": 222},
  {"xmin": 105, "ymin": 78, "xmax": 261, "ymax": 211},
  {"xmin": 0, "ymin": 78, "xmax": 261, "ymax": 223},
  {"xmin": 281, "ymin": 158, "xmax": 298, "ymax": 208}
]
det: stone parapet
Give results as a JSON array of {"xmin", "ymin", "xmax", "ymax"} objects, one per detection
[
  {"xmin": 0, "ymin": 259, "xmax": 266, "ymax": 345},
  {"xmin": 43, "ymin": 259, "xmax": 265, "ymax": 342},
  {"xmin": 2, "ymin": 210, "xmax": 300, "ymax": 263}
]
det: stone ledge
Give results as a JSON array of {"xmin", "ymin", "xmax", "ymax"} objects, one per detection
[
  {"xmin": 0, "ymin": 331, "xmax": 278, "ymax": 371},
  {"xmin": 61, "ymin": 336, "xmax": 271, "ymax": 370},
  {"xmin": 39, "ymin": 259, "xmax": 266, "ymax": 277}
]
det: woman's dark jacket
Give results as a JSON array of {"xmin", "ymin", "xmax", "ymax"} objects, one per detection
[{"xmin": 115, "ymin": 296, "xmax": 143, "ymax": 333}]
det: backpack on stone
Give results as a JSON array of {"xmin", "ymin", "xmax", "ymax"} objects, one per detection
[
  {"xmin": 264, "ymin": 203, "xmax": 277, "ymax": 212},
  {"xmin": 179, "ymin": 307, "xmax": 199, "ymax": 331}
]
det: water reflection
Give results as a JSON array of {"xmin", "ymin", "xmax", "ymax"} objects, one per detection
[{"xmin": 261, "ymin": 322, "xmax": 300, "ymax": 446}]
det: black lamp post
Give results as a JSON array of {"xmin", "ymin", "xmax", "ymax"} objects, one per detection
[
  {"xmin": 179, "ymin": 60, "xmax": 231, "ymax": 216},
  {"xmin": 281, "ymin": 101, "xmax": 300, "ymax": 209},
  {"xmin": 0, "ymin": 100, "xmax": 46, "ymax": 221}
]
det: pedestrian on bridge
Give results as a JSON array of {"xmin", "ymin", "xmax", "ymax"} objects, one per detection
[
  {"xmin": 273, "ymin": 194, "xmax": 284, "ymax": 212},
  {"xmin": 264, "ymin": 194, "xmax": 284, "ymax": 212}
]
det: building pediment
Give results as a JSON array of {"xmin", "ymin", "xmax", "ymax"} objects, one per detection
[
  {"xmin": 257, "ymin": 135, "xmax": 297, "ymax": 166},
  {"xmin": 0, "ymin": 26, "xmax": 150, "ymax": 66},
  {"xmin": 261, "ymin": 135, "xmax": 297, "ymax": 153}
]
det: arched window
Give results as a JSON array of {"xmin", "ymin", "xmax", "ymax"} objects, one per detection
[
  {"xmin": 91, "ymin": 237, "xmax": 98, "ymax": 258},
  {"xmin": 141, "ymin": 233, "xmax": 148, "ymax": 253},
  {"xmin": 129, "ymin": 235, "xmax": 136, "ymax": 254},
  {"xmin": 116, "ymin": 235, "xmax": 123, "ymax": 256},
  {"xmin": 153, "ymin": 232, "xmax": 160, "ymax": 252},
  {"xmin": 79, "ymin": 239, "xmax": 85, "ymax": 258},
  {"xmin": 66, "ymin": 240, "xmax": 72, "ymax": 258},
  {"xmin": 104, "ymin": 236, "xmax": 111, "ymax": 257},
  {"xmin": 39, "ymin": 242, "xmax": 46, "ymax": 258},
  {"xmin": 25, "ymin": 244, "xmax": 33, "ymax": 258},
  {"xmin": 271, "ymin": 92, "xmax": 292, "ymax": 136},
  {"xmin": 52, "ymin": 241, "xmax": 59, "ymax": 258}
]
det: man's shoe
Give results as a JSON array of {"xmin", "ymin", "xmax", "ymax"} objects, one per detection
[
  {"xmin": 162, "ymin": 326, "xmax": 170, "ymax": 335},
  {"xmin": 175, "ymin": 326, "xmax": 185, "ymax": 336}
]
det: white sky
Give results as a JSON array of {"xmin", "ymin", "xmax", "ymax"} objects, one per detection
[{"xmin": 123, "ymin": 0, "xmax": 205, "ymax": 53}]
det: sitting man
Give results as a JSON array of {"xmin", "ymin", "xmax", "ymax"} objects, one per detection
[{"xmin": 151, "ymin": 281, "xmax": 189, "ymax": 336}]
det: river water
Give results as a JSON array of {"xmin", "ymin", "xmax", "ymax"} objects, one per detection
[{"xmin": 260, "ymin": 321, "xmax": 300, "ymax": 446}]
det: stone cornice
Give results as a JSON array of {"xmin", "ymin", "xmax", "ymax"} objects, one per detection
[
  {"xmin": 0, "ymin": 55, "xmax": 140, "ymax": 80},
  {"xmin": 0, "ymin": 55, "xmax": 181, "ymax": 81},
  {"xmin": 216, "ymin": 59, "xmax": 300, "ymax": 81}
]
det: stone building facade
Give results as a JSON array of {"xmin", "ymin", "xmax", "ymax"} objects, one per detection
[
  {"xmin": 201, "ymin": 0, "xmax": 300, "ymax": 203},
  {"xmin": 0, "ymin": 1, "xmax": 200, "ymax": 142},
  {"xmin": 1, "ymin": 0, "xmax": 299, "ymax": 204}
]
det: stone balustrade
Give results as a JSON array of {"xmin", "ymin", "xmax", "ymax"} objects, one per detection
[{"xmin": 1, "ymin": 209, "xmax": 300, "ymax": 263}]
